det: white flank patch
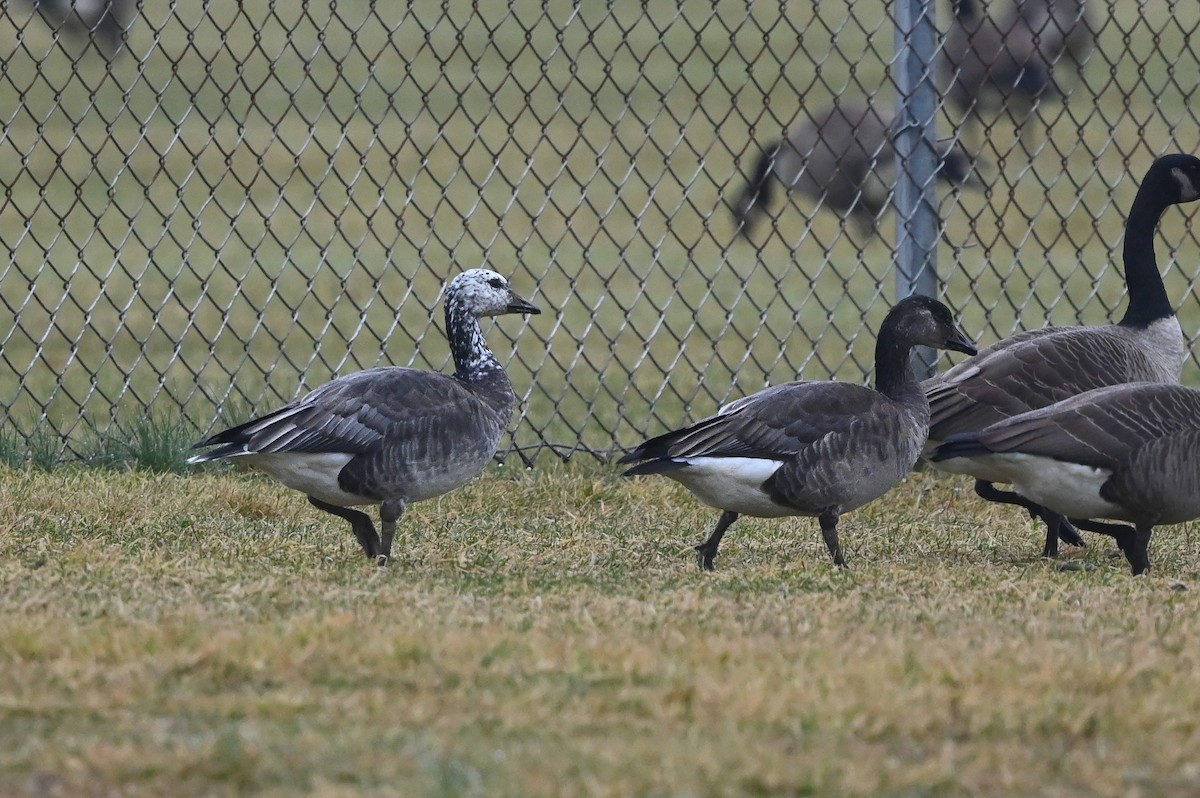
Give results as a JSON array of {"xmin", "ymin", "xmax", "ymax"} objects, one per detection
[
  {"xmin": 246, "ymin": 452, "xmax": 371, "ymax": 507},
  {"xmin": 999, "ymin": 453, "xmax": 1123, "ymax": 520},
  {"xmin": 668, "ymin": 456, "xmax": 793, "ymax": 517},
  {"xmin": 926, "ymin": 451, "xmax": 1015, "ymax": 484}
]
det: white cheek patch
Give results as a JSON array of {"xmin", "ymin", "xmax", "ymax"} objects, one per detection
[{"xmin": 1172, "ymin": 167, "xmax": 1199, "ymax": 201}]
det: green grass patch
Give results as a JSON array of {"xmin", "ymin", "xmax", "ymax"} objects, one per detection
[
  {"xmin": 1, "ymin": 463, "xmax": 1199, "ymax": 796},
  {"xmin": 79, "ymin": 410, "xmax": 201, "ymax": 473}
]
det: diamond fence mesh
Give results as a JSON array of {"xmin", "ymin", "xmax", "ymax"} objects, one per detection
[{"xmin": 1, "ymin": 1, "xmax": 1198, "ymax": 465}]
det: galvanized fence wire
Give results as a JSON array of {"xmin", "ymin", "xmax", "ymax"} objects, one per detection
[{"xmin": 0, "ymin": 1, "xmax": 1197, "ymax": 465}]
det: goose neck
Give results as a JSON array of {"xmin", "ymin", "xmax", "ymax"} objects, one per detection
[
  {"xmin": 873, "ymin": 336, "xmax": 920, "ymax": 403},
  {"xmin": 1119, "ymin": 185, "xmax": 1174, "ymax": 327},
  {"xmin": 445, "ymin": 298, "xmax": 504, "ymax": 383}
]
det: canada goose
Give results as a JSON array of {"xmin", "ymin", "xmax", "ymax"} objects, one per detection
[
  {"xmin": 621, "ymin": 296, "xmax": 977, "ymax": 570},
  {"xmin": 731, "ymin": 100, "xmax": 980, "ymax": 238},
  {"xmin": 923, "ymin": 153, "xmax": 1200, "ymax": 557},
  {"xmin": 941, "ymin": 0, "xmax": 1058, "ymax": 131},
  {"xmin": 19, "ymin": 0, "xmax": 133, "ymax": 59},
  {"xmin": 188, "ymin": 269, "xmax": 541, "ymax": 565},
  {"xmin": 1002, "ymin": 0, "xmax": 1093, "ymax": 76},
  {"xmin": 931, "ymin": 381, "xmax": 1200, "ymax": 575}
]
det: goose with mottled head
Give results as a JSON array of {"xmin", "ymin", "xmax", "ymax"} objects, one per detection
[{"xmin": 189, "ymin": 269, "xmax": 541, "ymax": 565}]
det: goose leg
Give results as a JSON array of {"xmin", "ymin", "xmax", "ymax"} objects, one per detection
[
  {"xmin": 695, "ymin": 510, "xmax": 738, "ymax": 572},
  {"xmin": 1034, "ymin": 511, "xmax": 1084, "ymax": 559},
  {"xmin": 1068, "ymin": 518, "xmax": 1147, "ymax": 574},
  {"xmin": 973, "ymin": 480, "xmax": 1087, "ymax": 553},
  {"xmin": 377, "ymin": 497, "xmax": 408, "ymax": 567},
  {"xmin": 1131, "ymin": 525, "xmax": 1153, "ymax": 576},
  {"xmin": 818, "ymin": 509, "xmax": 847, "ymax": 568},
  {"xmin": 309, "ymin": 496, "xmax": 380, "ymax": 559}
]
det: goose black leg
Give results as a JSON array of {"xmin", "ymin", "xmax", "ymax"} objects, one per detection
[
  {"xmin": 1131, "ymin": 525, "xmax": 1154, "ymax": 575},
  {"xmin": 818, "ymin": 509, "xmax": 847, "ymax": 568},
  {"xmin": 974, "ymin": 480, "xmax": 1087, "ymax": 553},
  {"xmin": 1069, "ymin": 518, "xmax": 1149, "ymax": 575},
  {"xmin": 378, "ymin": 497, "xmax": 408, "ymax": 567},
  {"xmin": 1034, "ymin": 510, "xmax": 1084, "ymax": 559},
  {"xmin": 695, "ymin": 510, "xmax": 738, "ymax": 572},
  {"xmin": 309, "ymin": 496, "xmax": 381, "ymax": 559}
]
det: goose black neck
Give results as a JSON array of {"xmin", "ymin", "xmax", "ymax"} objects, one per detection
[
  {"xmin": 1119, "ymin": 179, "xmax": 1175, "ymax": 327},
  {"xmin": 873, "ymin": 334, "xmax": 920, "ymax": 402},
  {"xmin": 445, "ymin": 297, "xmax": 505, "ymax": 383}
]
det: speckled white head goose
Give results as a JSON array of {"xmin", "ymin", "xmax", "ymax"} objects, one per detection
[
  {"xmin": 189, "ymin": 269, "xmax": 540, "ymax": 565},
  {"xmin": 731, "ymin": 100, "xmax": 980, "ymax": 237},
  {"xmin": 923, "ymin": 154, "xmax": 1200, "ymax": 558},
  {"xmin": 931, "ymin": 381, "xmax": 1200, "ymax": 575},
  {"xmin": 621, "ymin": 296, "xmax": 976, "ymax": 570}
]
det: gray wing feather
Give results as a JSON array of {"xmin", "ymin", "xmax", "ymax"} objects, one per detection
[
  {"xmin": 225, "ymin": 367, "xmax": 510, "ymax": 457},
  {"xmin": 664, "ymin": 382, "xmax": 894, "ymax": 460},
  {"xmin": 925, "ymin": 327, "xmax": 1173, "ymax": 440},
  {"xmin": 977, "ymin": 383, "xmax": 1200, "ymax": 468}
]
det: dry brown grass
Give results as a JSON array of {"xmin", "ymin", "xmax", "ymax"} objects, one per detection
[{"xmin": 2, "ymin": 463, "xmax": 1199, "ymax": 796}]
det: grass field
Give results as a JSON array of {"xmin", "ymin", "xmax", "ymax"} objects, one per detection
[
  {"xmin": 2, "ymin": 5, "xmax": 1200, "ymax": 793},
  {"xmin": 1, "ymin": 1, "xmax": 1199, "ymax": 461},
  {"xmin": 3, "ymin": 461, "xmax": 1200, "ymax": 796}
]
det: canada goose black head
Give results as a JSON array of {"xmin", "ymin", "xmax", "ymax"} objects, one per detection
[
  {"xmin": 1156, "ymin": 153, "xmax": 1200, "ymax": 204},
  {"xmin": 884, "ymin": 295, "xmax": 978, "ymax": 356}
]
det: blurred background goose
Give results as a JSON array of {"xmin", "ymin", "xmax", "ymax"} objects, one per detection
[
  {"xmin": 731, "ymin": 100, "xmax": 980, "ymax": 238},
  {"xmin": 18, "ymin": 0, "xmax": 134, "ymax": 60},
  {"xmin": 931, "ymin": 381, "xmax": 1200, "ymax": 575},
  {"xmin": 1002, "ymin": 0, "xmax": 1094, "ymax": 80},
  {"xmin": 941, "ymin": 0, "xmax": 1059, "ymax": 137},
  {"xmin": 923, "ymin": 153, "xmax": 1200, "ymax": 557},
  {"xmin": 621, "ymin": 295, "xmax": 976, "ymax": 570},
  {"xmin": 189, "ymin": 269, "xmax": 541, "ymax": 565}
]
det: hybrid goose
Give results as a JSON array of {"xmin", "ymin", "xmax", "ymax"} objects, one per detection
[
  {"xmin": 931, "ymin": 381, "xmax": 1200, "ymax": 575},
  {"xmin": 189, "ymin": 269, "xmax": 540, "ymax": 565},
  {"xmin": 621, "ymin": 296, "xmax": 976, "ymax": 570},
  {"xmin": 923, "ymin": 153, "xmax": 1200, "ymax": 557}
]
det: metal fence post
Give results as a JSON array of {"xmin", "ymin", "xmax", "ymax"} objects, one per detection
[{"xmin": 894, "ymin": 0, "xmax": 941, "ymax": 378}]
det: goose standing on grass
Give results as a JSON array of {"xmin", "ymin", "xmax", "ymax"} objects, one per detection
[
  {"xmin": 923, "ymin": 153, "xmax": 1200, "ymax": 558},
  {"xmin": 1002, "ymin": 0, "xmax": 1094, "ymax": 79},
  {"xmin": 188, "ymin": 269, "xmax": 540, "ymax": 565},
  {"xmin": 931, "ymin": 381, "xmax": 1200, "ymax": 575},
  {"xmin": 732, "ymin": 101, "xmax": 980, "ymax": 238},
  {"xmin": 621, "ymin": 296, "xmax": 976, "ymax": 570},
  {"xmin": 941, "ymin": 0, "xmax": 1058, "ymax": 134}
]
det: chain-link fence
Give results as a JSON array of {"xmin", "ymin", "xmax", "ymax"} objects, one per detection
[{"xmin": 1, "ymin": 1, "xmax": 1198, "ymax": 464}]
